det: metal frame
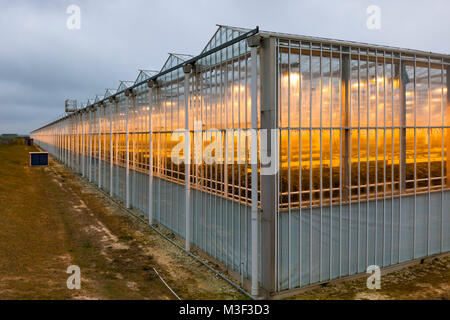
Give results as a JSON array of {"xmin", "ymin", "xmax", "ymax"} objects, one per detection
[{"xmin": 30, "ymin": 25, "xmax": 450, "ymax": 296}]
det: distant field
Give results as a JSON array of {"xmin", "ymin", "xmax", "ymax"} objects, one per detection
[{"xmin": 0, "ymin": 142, "xmax": 245, "ymax": 299}]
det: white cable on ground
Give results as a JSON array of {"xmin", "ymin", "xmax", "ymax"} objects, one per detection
[{"xmin": 152, "ymin": 267, "xmax": 181, "ymax": 300}]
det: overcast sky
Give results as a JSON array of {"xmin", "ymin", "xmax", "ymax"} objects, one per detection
[{"xmin": 0, "ymin": 0, "xmax": 449, "ymax": 134}]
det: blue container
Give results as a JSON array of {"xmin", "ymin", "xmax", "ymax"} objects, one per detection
[{"xmin": 29, "ymin": 152, "xmax": 48, "ymax": 166}]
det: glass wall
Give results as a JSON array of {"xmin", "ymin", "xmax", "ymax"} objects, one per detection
[{"xmin": 277, "ymin": 39, "xmax": 449, "ymax": 210}]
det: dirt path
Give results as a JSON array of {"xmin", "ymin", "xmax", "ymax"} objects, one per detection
[{"xmin": 0, "ymin": 143, "xmax": 245, "ymax": 300}]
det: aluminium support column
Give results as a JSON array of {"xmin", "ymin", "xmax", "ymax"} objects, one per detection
[
  {"xmin": 62, "ymin": 121, "xmax": 64, "ymax": 163},
  {"xmin": 66, "ymin": 120, "xmax": 69, "ymax": 166},
  {"xmin": 98, "ymin": 103, "xmax": 102, "ymax": 188},
  {"xmin": 131, "ymin": 95, "xmax": 136, "ymax": 208},
  {"xmin": 75, "ymin": 113, "xmax": 78, "ymax": 172},
  {"xmin": 64, "ymin": 120, "xmax": 67, "ymax": 166},
  {"xmin": 342, "ymin": 48, "xmax": 351, "ymax": 202},
  {"xmin": 65, "ymin": 119, "xmax": 67, "ymax": 166},
  {"xmin": 183, "ymin": 64, "xmax": 192, "ymax": 251},
  {"xmin": 109, "ymin": 98, "xmax": 114, "ymax": 197},
  {"xmin": 399, "ymin": 62, "xmax": 407, "ymax": 192},
  {"xmin": 58, "ymin": 122, "xmax": 61, "ymax": 162},
  {"xmin": 76, "ymin": 113, "xmax": 79, "ymax": 173},
  {"xmin": 63, "ymin": 119, "xmax": 66, "ymax": 166},
  {"xmin": 62, "ymin": 122, "xmax": 64, "ymax": 163},
  {"xmin": 70, "ymin": 116, "xmax": 73, "ymax": 169},
  {"xmin": 65, "ymin": 120, "xmax": 68, "ymax": 165},
  {"xmin": 147, "ymin": 80, "xmax": 155, "ymax": 225},
  {"xmin": 125, "ymin": 90, "xmax": 132, "ymax": 209},
  {"xmin": 115, "ymin": 100, "xmax": 119, "ymax": 196},
  {"xmin": 89, "ymin": 108, "xmax": 93, "ymax": 183},
  {"xmin": 76, "ymin": 112, "xmax": 79, "ymax": 173},
  {"xmin": 68, "ymin": 117, "xmax": 71, "ymax": 169},
  {"xmin": 248, "ymin": 36, "xmax": 261, "ymax": 297},
  {"xmin": 74, "ymin": 115, "xmax": 77, "ymax": 170},
  {"xmin": 60, "ymin": 122, "xmax": 62, "ymax": 162},
  {"xmin": 73, "ymin": 114, "xmax": 77, "ymax": 171},
  {"xmin": 63, "ymin": 120, "xmax": 66, "ymax": 165},
  {"xmin": 256, "ymin": 35, "xmax": 275, "ymax": 297},
  {"xmin": 81, "ymin": 111, "xmax": 85, "ymax": 177},
  {"xmin": 71, "ymin": 115, "xmax": 74, "ymax": 169},
  {"xmin": 67, "ymin": 120, "xmax": 70, "ymax": 167}
]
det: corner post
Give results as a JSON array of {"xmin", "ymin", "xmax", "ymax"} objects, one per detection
[{"xmin": 247, "ymin": 35, "xmax": 262, "ymax": 297}]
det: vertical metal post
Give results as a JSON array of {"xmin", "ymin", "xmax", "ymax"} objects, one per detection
[
  {"xmin": 341, "ymin": 48, "xmax": 351, "ymax": 202},
  {"xmin": 64, "ymin": 120, "xmax": 67, "ymax": 166},
  {"xmin": 132, "ymin": 95, "xmax": 137, "ymax": 209},
  {"xmin": 65, "ymin": 120, "xmax": 67, "ymax": 165},
  {"xmin": 147, "ymin": 81, "xmax": 155, "ymax": 224},
  {"xmin": 250, "ymin": 43, "xmax": 259, "ymax": 297},
  {"xmin": 183, "ymin": 64, "xmax": 192, "ymax": 251},
  {"xmin": 399, "ymin": 61, "xmax": 407, "ymax": 192},
  {"xmin": 61, "ymin": 121, "xmax": 63, "ymax": 163},
  {"xmin": 81, "ymin": 111, "xmax": 85, "ymax": 177},
  {"xmin": 98, "ymin": 104, "xmax": 102, "ymax": 187},
  {"xmin": 125, "ymin": 91, "xmax": 132, "ymax": 209},
  {"xmin": 115, "ymin": 100, "xmax": 119, "ymax": 197},
  {"xmin": 89, "ymin": 109, "xmax": 92, "ymax": 182},
  {"xmin": 68, "ymin": 117, "xmax": 71, "ymax": 169},
  {"xmin": 57, "ymin": 123, "xmax": 60, "ymax": 161},
  {"xmin": 71, "ymin": 116, "xmax": 74, "ymax": 169},
  {"xmin": 253, "ymin": 35, "xmax": 275, "ymax": 297},
  {"xmin": 63, "ymin": 120, "xmax": 65, "ymax": 164},
  {"xmin": 67, "ymin": 119, "xmax": 70, "ymax": 166},
  {"xmin": 77, "ymin": 112, "xmax": 80, "ymax": 173},
  {"xmin": 342, "ymin": 47, "xmax": 352, "ymax": 275},
  {"xmin": 75, "ymin": 113, "xmax": 78, "ymax": 173},
  {"xmin": 63, "ymin": 120, "xmax": 66, "ymax": 164},
  {"xmin": 71, "ymin": 115, "xmax": 74, "ymax": 169},
  {"xmin": 58, "ymin": 123, "xmax": 60, "ymax": 161},
  {"xmin": 109, "ymin": 99, "xmax": 114, "ymax": 197}
]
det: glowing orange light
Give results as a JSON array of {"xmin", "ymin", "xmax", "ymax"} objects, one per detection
[{"xmin": 282, "ymin": 73, "xmax": 300, "ymax": 86}]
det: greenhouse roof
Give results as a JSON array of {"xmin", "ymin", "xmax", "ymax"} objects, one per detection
[
  {"xmin": 104, "ymin": 89, "xmax": 116, "ymax": 99},
  {"xmin": 135, "ymin": 70, "xmax": 158, "ymax": 84},
  {"xmin": 117, "ymin": 81, "xmax": 134, "ymax": 93},
  {"xmin": 33, "ymin": 24, "xmax": 449, "ymax": 132},
  {"xmin": 160, "ymin": 53, "xmax": 193, "ymax": 72}
]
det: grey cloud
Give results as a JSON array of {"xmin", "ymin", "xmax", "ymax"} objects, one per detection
[{"xmin": 0, "ymin": 0, "xmax": 448, "ymax": 134}]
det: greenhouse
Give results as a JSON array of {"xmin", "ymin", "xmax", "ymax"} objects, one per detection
[{"xmin": 31, "ymin": 25, "xmax": 450, "ymax": 297}]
